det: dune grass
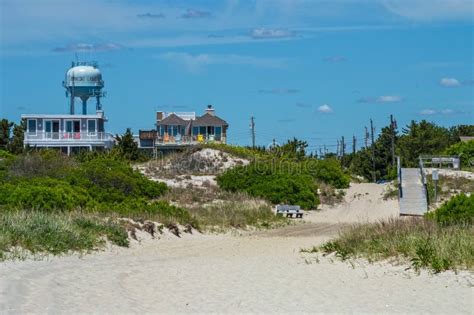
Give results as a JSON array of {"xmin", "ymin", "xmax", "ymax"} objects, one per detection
[
  {"xmin": 315, "ymin": 217, "xmax": 474, "ymax": 273},
  {"xmin": 161, "ymin": 187, "xmax": 287, "ymax": 230},
  {"xmin": 0, "ymin": 211, "xmax": 129, "ymax": 260}
]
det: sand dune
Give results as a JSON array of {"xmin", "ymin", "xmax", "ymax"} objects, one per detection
[{"xmin": 1, "ymin": 183, "xmax": 472, "ymax": 314}]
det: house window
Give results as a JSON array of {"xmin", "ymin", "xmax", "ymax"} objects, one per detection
[
  {"xmin": 88, "ymin": 119, "xmax": 96, "ymax": 135},
  {"xmin": 215, "ymin": 126, "xmax": 222, "ymax": 140},
  {"xmin": 199, "ymin": 126, "xmax": 206, "ymax": 135},
  {"xmin": 65, "ymin": 120, "xmax": 81, "ymax": 139},
  {"xmin": 27, "ymin": 119, "xmax": 37, "ymax": 135},
  {"xmin": 192, "ymin": 127, "xmax": 199, "ymax": 135}
]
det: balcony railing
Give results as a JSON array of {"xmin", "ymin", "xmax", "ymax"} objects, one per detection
[
  {"xmin": 154, "ymin": 134, "xmax": 225, "ymax": 145},
  {"xmin": 24, "ymin": 131, "xmax": 113, "ymax": 142}
]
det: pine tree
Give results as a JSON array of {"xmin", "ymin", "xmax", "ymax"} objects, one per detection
[
  {"xmin": 8, "ymin": 122, "xmax": 25, "ymax": 154},
  {"xmin": 116, "ymin": 128, "xmax": 140, "ymax": 161},
  {"xmin": 0, "ymin": 119, "xmax": 13, "ymax": 150}
]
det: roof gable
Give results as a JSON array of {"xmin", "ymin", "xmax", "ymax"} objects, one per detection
[
  {"xmin": 193, "ymin": 113, "xmax": 228, "ymax": 127},
  {"xmin": 157, "ymin": 113, "xmax": 187, "ymax": 126}
]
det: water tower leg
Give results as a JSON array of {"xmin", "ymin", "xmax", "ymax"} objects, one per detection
[
  {"xmin": 82, "ymin": 99, "xmax": 87, "ymax": 115},
  {"xmin": 70, "ymin": 95, "xmax": 75, "ymax": 115},
  {"xmin": 96, "ymin": 96, "xmax": 101, "ymax": 111}
]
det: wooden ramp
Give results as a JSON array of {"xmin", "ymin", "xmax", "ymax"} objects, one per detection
[{"xmin": 399, "ymin": 168, "xmax": 428, "ymax": 216}]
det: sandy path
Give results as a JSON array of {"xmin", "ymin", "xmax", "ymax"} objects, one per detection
[{"xmin": 1, "ymin": 183, "xmax": 472, "ymax": 314}]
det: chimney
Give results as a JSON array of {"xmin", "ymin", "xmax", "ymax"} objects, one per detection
[
  {"xmin": 205, "ymin": 104, "xmax": 215, "ymax": 116},
  {"xmin": 156, "ymin": 111, "xmax": 164, "ymax": 122}
]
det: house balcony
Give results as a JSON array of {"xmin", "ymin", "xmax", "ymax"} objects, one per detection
[
  {"xmin": 24, "ymin": 131, "xmax": 114, "ymax": 148},
  {"xmin": 155, "ymin": 134, "xmax": 226, "ymax": 146}
]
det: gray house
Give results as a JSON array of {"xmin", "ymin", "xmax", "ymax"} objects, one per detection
[{"xmin": 138, "ymin": 105, "xmax": 228, "ymax": 149}]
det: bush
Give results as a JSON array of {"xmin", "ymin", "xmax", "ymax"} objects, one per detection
[
  {"xmin": 217, "ymin": 162, "xmax": 319, "ymax": 209},
  {"xmin": 444, "ymin": 140, "xmax": 474, "ymax": 168},
  {"xmin": 427, "ymin": 193, "xmax": 474, "ymax": 225},
  {"xmin": 68, "ymin": 157, "xmax": 167, "ymax": 203},
  {"xmin": 0, "ymin": 178, "xmax": 90, "ymax": 211},
  {"xmin": 305, "ymin": 158, "xmax": 350, "ymax": 189},
  {"xmin": 8, "ymin": 150, "xmax": 76, "ymax": 179}
]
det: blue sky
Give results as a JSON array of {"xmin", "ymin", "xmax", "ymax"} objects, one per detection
[{"xmin": 0, "ymin": 0, "xmax": 473, "ymax": 152}]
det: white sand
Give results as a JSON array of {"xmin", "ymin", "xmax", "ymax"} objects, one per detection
[{"xmin": 1, "ymin": 183, "xmax": 472, "ymax": 314}]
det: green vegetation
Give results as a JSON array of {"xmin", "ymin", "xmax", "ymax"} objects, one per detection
[
  {"xmin": 161, "ymin": 187, "xmax": 287, "ymax": 230},
  {"xmin": 444, "ymin": 140, "xmax": 474, "ymax": 169},
  {"xmin": 0, "ymin": 211, "xmax": 128, "ymax": 260},
  {"xmin": 426, "ymin": 174, "xmax": 474, "ymax": 204},
  {"xmin": 313, "ymin": 194, "xmax": 474, "ymax": 273},
  {"xmin": 215, "ymin": 138, "xmax": 349, "ymax": 210},
  {"xmin": 0, "ymin": 148, "xmax": 289, "ymax": 259},
  {"xmin": 115, "ymin": 128, "xmax": 141, "ymax": 161},
  {"xmin": 346, "ymin": 121, "xmax": 474, "ymax": 181},
  {"xmin": 317, "ymin": 218, "xmax": 473, "ymax": 273},
  {"xmin": 0, "ymin": 150, "xmax": 198, "ymax": 259},
  {"xmin": 426, "ymin": 193, "xmax": 474, "ymax": 225},
  {"xmin": 0, "ymin": 118, "xmax": 25, "ymax": 154},
  {"xmin": 217, "ymin": 162, "xmax": 319, "ymax": 209}
]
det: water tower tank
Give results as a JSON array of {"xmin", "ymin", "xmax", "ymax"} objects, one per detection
[{"xmin": 63, "ymin": 62, "xmax": 105, "ymax": 115}]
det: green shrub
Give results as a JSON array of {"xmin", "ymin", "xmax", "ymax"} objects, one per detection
[
  {"xmin": 217, "ymin": 162, "xmax": 319, "ymax": 209},
  {"xmin": 305, "ymin": 158, "xmax": 350, "ymax": 189},
  {"xmin": 0, "ymin": 178, "xmax": 90, "ymax": 211},
  {"xmin": 68, "ymin": 157, "xmax": 167, "ymax": 203},
  {"xmin": 444, "ymin": 140, "xmax": 474, "ymax": 168},
  {"xmin": 427, "ymin": 193, "xmax": 474, "ymax": 225},
  {"xmin": 8, "ymin": 150, "xmax": 76, "ymax": 179}
]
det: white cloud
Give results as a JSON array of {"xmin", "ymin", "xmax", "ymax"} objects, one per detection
[
  {"xmin": 440, "ymin": 77, "xmax": 461, "ymax": 87},
  {"xmin": 251, "ymin": 28, "xmax": 295, "ymax": 39},
  {"xmin": 358, "ymin": 95, "xmax": 403, "ymax": 103},
  {"xmin": 420, "ymin": 109, "xmax": 437, "ymax": 115},
  {"xmin": 159, "ymin": 52, "xmax": 286, "ymax": 72},
  {"xmin": 180, "ymin": 9, "xmax": 212, "ymax": 19},
  {"xmin": 420, "ymin": 108, "xmax": 458, "ymax": 115},
  {"xmin": 440, "ymin": 109, "xmax": 455, "ymax": 114},
  {"xmin": 383, "ymin": 0, "xmax": 473, "ymax": 21},
  {"xmin": 52, "ymin": 43, "xmax": 124, "ymax": 53},
  {"xmin": 318, "ymin": 104, "xmax": 333, "ymax": 113},
  {"xmin": 376, "ymin": 95, "xmax": 402, "ymax": 103}
]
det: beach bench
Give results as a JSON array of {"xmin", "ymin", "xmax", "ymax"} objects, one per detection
[{"xmin": 274, "ymin": 205, "xmax": 303, "ymax": 219}]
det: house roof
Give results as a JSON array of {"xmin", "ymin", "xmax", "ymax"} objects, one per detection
[
  {"xmin": 193, "ymin": 113, "xmax": 228, "ymax": 127},
  {"xmin": 157, "ymin": 113, "xmax": 187, "ymax": 126}
]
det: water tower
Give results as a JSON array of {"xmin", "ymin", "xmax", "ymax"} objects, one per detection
[{"xmin": 63, "ymin": 62, "xmax": 105, "ymax": 115}]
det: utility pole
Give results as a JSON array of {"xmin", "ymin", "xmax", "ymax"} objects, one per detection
[
  {"xmin": 390, "ymin": 114, "xmax": 396, "ymax": 167},
  {"xmin": 341, "ymin": 136, "xmax": 345, "ymax": 165},
  {"xmin": 370, "ymin": 119, "xmax": 376, "ymax": 183},
  {"xmin": 319, "ymin": 147, "xmax": 323, "ymax": 159},
  {"xmin": 352, "ymin": 135, "xmax": 356, "ymax": 155},
  {"xmin": 336, "ymin": 140, "xmax": 340, "ymax": 158},
  {"xmin": 324, "ymin": 145, "xmax": 327, "ymax": 156},
  {"xmin": 250, "ymin": 116, "xmax": 255, "ymax": 149},
  {"xmin": 364, "ymin": 126, "xmax": 369, "ymax": 149}
]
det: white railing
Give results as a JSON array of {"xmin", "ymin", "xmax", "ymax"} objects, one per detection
[{"xmin": 24, "ymin": 131, "xmax": 113, "ymax": 142}]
